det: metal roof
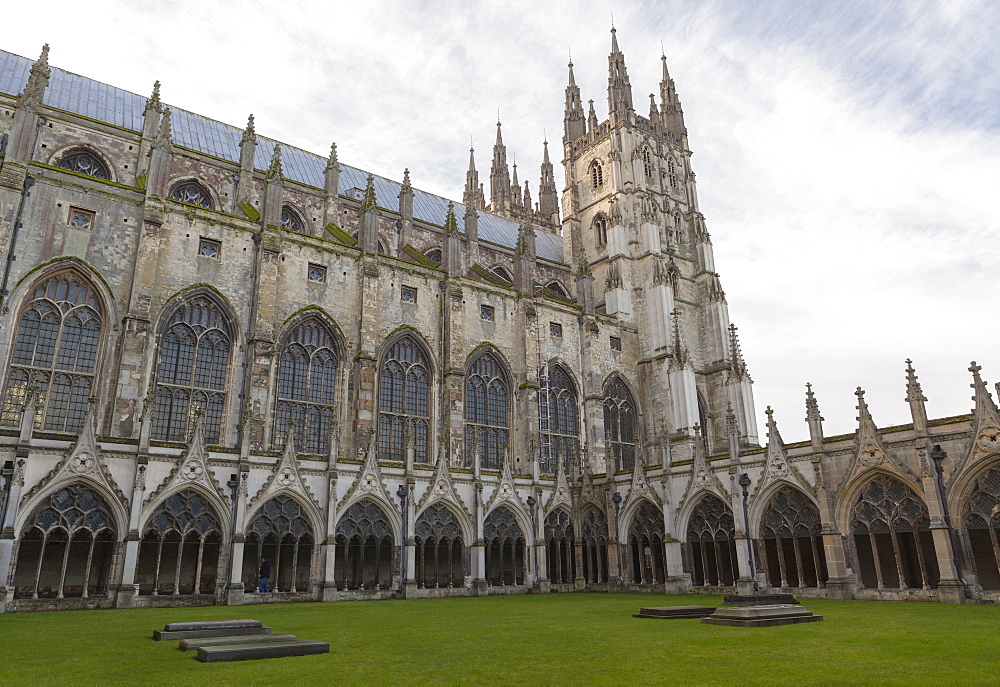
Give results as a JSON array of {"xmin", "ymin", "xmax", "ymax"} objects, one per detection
[{"xmin": 0, "ymin": 49, "xmax": 566, "ymax": 263}]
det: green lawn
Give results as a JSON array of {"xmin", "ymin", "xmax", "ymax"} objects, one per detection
[{"xmin": 0, "ymin": 594, "xmax": 996, "ymax": 685}]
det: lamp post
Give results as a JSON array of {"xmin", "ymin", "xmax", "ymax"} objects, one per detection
[
  {"xmin": 612, "ymin": 491, "xmax": 623, "ymax": 586},
  {"xmin": 526, "ymin": 495, "xmax": 539, "ymax": 586},
  {"xmin": 0, "ymin": 460, "xmax": 14, "ymax": 532},
  {"xmin": 929, "ymin": 445, "xmax": 971, "ymax": 598},
  {"xmin": 738, "ymin": 473, "xmax": 758, "ymax": 592},
  {"xmin": 397, "ymin": 484, "xmax": 409, "ymax": 594},
  {"xmin": 224, "ymin": 473, "xmax": 239, "ymax": 595}
]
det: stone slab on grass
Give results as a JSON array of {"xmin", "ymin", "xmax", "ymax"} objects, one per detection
[
  {"xmin": 163, "ymin": 620, "xmax": 262, "ymax": 632},
  {"xmin": 153, "ymin": 626, "xmax": 272, "ymax": 641},
  {"xmin": 196, "ymin": 639, "xmax": 330, "ymax": 663},
  {"xmin": 179, "ymin": 634, "xmax": 298, "ymax": 651},
  {"xmin": 633, "ymin": 606, "xmax": 716, "ymax": 619},
  {"xmin": 701, "ymin": 603, "xmax": 823, "ymax": 627}
]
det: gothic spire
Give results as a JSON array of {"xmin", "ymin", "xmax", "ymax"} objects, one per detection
[
  {"xmin": 905, "ymin": 359, "xmax": 929, "ymax": 435},
  {"xmin": 659, "ymin": 50, "xmax": 686, "ymax": 135},
  {"xmin": 563, "ymin": 61, "xmax": 586, "ymax": 141},
  {"xmin": 463, "ymin": 146, "xmax": 480, "ymax": 208},
  {"xmin": 728, "ymin": 324, "xmax": 749, "ymax": 380},
  {"xmin": 325, "ymin": 141, "xmax": 338, "ymax": 171},
  {"xmin": 266, "ymin": 143, "xmax": 282, "ymax": 180},
  {"xmin": 240, "ymin": 113, "xmax": 256, "ymax": 146},
  {"xmin": 805, "ymin": 382, "xmax": 824, "ymax": 448},
  {"xmin": 20, "ymin": 44, "xmax": 51, "ymax": 111},
  {"xmin": 607, "ymin": 27, "xmax": 634, "ymax": 116},
  {"xmin": 489, "ymin": 119, "xmax": 511, "ymax": 212},
  {"xmin": 143, "ymin": 80, "xmax": 162, "ymax": 117},
  {"xmin": 538, "ymin": 139, "xmax": 559, "ymax": 223},
  {"xmin": 523, "ymin": 180, "xmax": 532, "ymax": 213},
  {"xmin": 510, "ymin": 156, "xmax": 522, "ymax": 208},
  {"xmin": 587, "ymin": 99, "xmax": 599, "ymax": 132},
  {"xmin": 443, "ymin": 201, "xmax": 459, "ymax": 236},
  {"xmin": 153, "ymin": 107, "xmax": 172, "ymax": 151}
]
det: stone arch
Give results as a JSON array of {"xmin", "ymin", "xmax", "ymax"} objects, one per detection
[
  {"xmin": 683, "ymin": 493, "xmax": 739, "ymax": 587},
  {"xmin": 334, "ymin": 497, "xmax": 398, "ymax": 590},
  {"xmin": 167, "ymin": 177, "xmax": 218, "ymax": 210},
  {"xmin": 279, "ymin": 204, "xmax": 307, "ymax": 233},
  {"xmin": 754, "ymin": 483, "xmax": 827, "ymax": 589},
  {"xmin": 483, "ymin": 503, "xmax": 527, "ymax": 586},
  {"xmin": 489, "ymin": 264, "xmax": 512, "ymax": 282},
  {"xmin": 413, "ymin": 502, "xmax": 469, "ymax": 588},
  {"xmin": 11, "ymin": 481, "xmax": 119, "ymax": 599},
  {"xmin": 947, "ymin": 452, "xmax": 1000, "ymax": 527},
  {"xmin": 955, "ymin": 459, "xmax": 1000, "ymax": 590},
  {"xmin": 242, "ymin": 493, "xmax": 319, "ymax": 593},
  {"xmin": 15, "ymin": 474, "xmax": 128, "ymax": 541},
  {"xmin": 623, "ymin": 498, "xmax": 665, "ymax": 584},
  {"xmin": 834, "ymin": 467, "xmax": 925, "ymax": 535},
  {"xmin": 544, "ymin": 506, "xmax": 575, "ymax": 584},
  {"xmin": 51, "ymin": 144, "xmax": 114, "ymax": 182},
  {"xmin": 377, "ymin": 328, "xmax": 436, "ymax": 464},
  {"xmin": 580, "ymin": 505, "xmax": 610, "ymax": 583},
  {"xmin": 747, "ymin": 478, "xmax": 821, "ymax": 537}
]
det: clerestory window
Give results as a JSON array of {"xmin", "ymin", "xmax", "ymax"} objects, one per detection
[
  {"xmin": 273, "ymin": 318, "xmax": 339, "ymax": 454},
  {"xmin": 56, "ymin": 148, "xmax": 110, "ymax": 180},
  {"xmin": 465, "ymin": 351, "xmax": 509, "ymax": 470},
  {"xmin": 377, "ymin": 335, "xmax": 430, "ymax": 463}
]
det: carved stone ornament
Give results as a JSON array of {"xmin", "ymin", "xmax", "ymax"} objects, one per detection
[
  {"xmin": 276, "ymin": 466, "xmax": 296, "ymax": 488},
  {"xmin": 976, "ymin": 423, "xmax": 1000, "ymax": 452},
  {"xmin": 860, "ymin": 443, "xmax": 886, "ymax": 468},
  {"xmin": 770, "ymin": 456, "xmax": 790, "ymax": 479},
  {"xmin": 69, "ymin": 451, "xmax": 96, "ymax": 474},
  {"xmin": 694, "ymin": 467, "xmax": 711, "ymax": 488},
  {"xmin": 181, "ymin": 459, "xmax": 205, "ymax": 482}
]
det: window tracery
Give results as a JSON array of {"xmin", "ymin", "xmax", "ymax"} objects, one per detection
[
  {"xmin": 244, "ymin": 495, "xmax": 314, "ymax": 592},
  {"xmin": 280, "ymin": 205, "xmax": 304, "ymax": 233},
  {"xmin": 538, "ymin": 364, "xmax": 578, "ymax": 475},
  {"xmin": 335, "ymin": 498, "xmax": 394, "ymax": 590},
  {"xmin": 642, "ymin": 147, "xmax": 654, "ymax": 179},
  {"xmin": 273, "ymin": 318, "xmax": 339, "ymax": 454},
  {"xmin": 377, "ymin": 335, "xmax": 430, "ymax": 463},
  {"xmin": 490, "ymin": 265, "xmax": 512, "ymax": 283},
  {"xmin": 56, "ymin": 149, "xmax": 110, "ymax": 180},
  {"xmin": 465, "ymin": 351, "xmax": 509, "ymax": 470},
  {"xmin": 137, "ymin": 489, "xmax": 223, "ymax": 595},
  {"xmin": 667, "ymin": 158, "xmax": 677, "ymax": 188},
  {"xmin": 686, "ymin": 494, "xmax": 738, "ymax": 586},
  {"xmin": 1, "ymin": 272, "xmax": 103, "ymax": 433},
  {"xmin": 629, "ymin": 500, "xmax": 665, "ymax": 584},
  {"xmin": 581, "ymin": 506, "xmax": 609, "ymax": 583},
  {"xmin": 484, "ymin": 506, "xmax": 525, "ymax": 585},
  {"xmin": 151, "ymin": 295, "xmax": 232, "ymax": 444},
  {"xmin": 593, "ymin": 214, "xmax": 608, "ymax": 247},
  {"xmin": 963, "ymin": 464, "xmax": 1000, "ymax": 590},
  {"xmin": 604, "ymin": 378, "xmax": 637, "ymax": 472},
  {"xmin": 758, "ymin": 486, "xmax": 826, "ymax": 588},
  {"xmin": 590, "ymin": 160, "xmax": 604, "ymax": 189},
  {"xmin": 169, "ymin": 180, "xmax": 213, "ymax": 209},
  {"xmin": 545, "ymin": 508, "xmax": 575, "ymax": 584},
  {"xmin": 414, "ymin": 504, "xmax": 465, "ymax": 588}
]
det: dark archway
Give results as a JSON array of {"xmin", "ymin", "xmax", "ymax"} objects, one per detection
[
  {"xmin": 484, "ymin": 505, "xmax": 525, "ymax": 586},
  {"xmin": 544, "ymin": 508, "xmax": 575, "ymax": 584},
  {"xmin": 685, "ymin": 494, "xmax": 738, "ymax": 586},
  {"xmin": 414, "ymin": 504, "xmax": 465, "ymax": 588},
  {"xmin": 242, "ymin": 495, "xmax": 315, "ymax": 592},
  {"xmin": 334, "ymin": 498, "xmax": 395, "ymax": 590},
  {"xmin": 628, "ymin": 500, "xmax": 665, "ymax": 584},
  {"xmin": 758, "ymin": 485, "xmax": 827, "ymax": 589}
]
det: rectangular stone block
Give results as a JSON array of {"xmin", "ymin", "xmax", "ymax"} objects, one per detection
[
  {"xmin": 164, "ymin": 619, "xmax": 262, "ymax": 631},
  {"xmin": 153, "ymin": 626, "xmax": 272, "ymax": 641},
  {"xmin": 701, "ymin": 603, "xmax": 823, "ymax": 627},
  {"xmin": 196, "ymin": 640, "xmax": 330, "ymax": 663},
  {"xmin": 633, "ymin": 605, "xmax": 716, "ymax": 619},
  {"xmin": 179, "ymin": 634, "xmax": 298, "ymax": 651}
]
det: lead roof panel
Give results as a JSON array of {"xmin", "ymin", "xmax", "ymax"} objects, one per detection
[{"xmin": 0, "ymin": 48, "xmax": 565, "ymax": 263}]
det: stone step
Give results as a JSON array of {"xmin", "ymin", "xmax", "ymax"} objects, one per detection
[
  {"xmin": 164, "ymin": 619, "xmax": 263, "ymax": 632},
  {"xmin": 633, "ymin": 606, "xmax": 716, "ymax": 619},
  {"xmin": 701, "ymin": 603, "xmax": 824, "ymax": 627},
  {"xmin": 721, "ymin": 594, "xmax": 800, "ymax": 607},
  {"xmin": 179, "ymin": 634, "xmax": 298, "ymax": 652},
  {"xmin": 153, "ymin": 626, "xmax": 272, "ymax": 641},
  {"xmin": 196, "ymin": 640, "xmax": 330, "ymax": 663}
]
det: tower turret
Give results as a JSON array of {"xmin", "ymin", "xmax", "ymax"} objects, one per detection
[
  {"xmin": 563, "ymin": 61, "xmax": 586, "ymax": 142},
  {"xmin": 659, "ymin": 51, "xmax": 687, "ymax": 137},
  {"xmin": 489, "ymin": 120, "xmax": 511, "ymax": 213},
  {"xmin": 538, "ymin": 140, "xmax": 559, "ymax": 226},
  {"xmin": 463, "ymin": 146, "xmax": 485, "ymax": 210},
  {"xmin": 607, "ymin": 28, "xmax": 634, "ymax": 117}
]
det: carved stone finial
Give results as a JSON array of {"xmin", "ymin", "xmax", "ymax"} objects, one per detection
[
  {"xmin": 326, "ymin": 142, "xmax": 339, "ymax": 170},
  {"xmin": 267, "ymin": 143, "xmax": 283, "ymax": 180},
  {"xmin": 241, "ymin": 114, "xmax": 256, "ymax": 146}
]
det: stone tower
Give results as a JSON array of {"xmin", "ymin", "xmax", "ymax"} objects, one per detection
[{"xmin": 560, "ymin": 28, "xmax": 758, "ymax": 454}]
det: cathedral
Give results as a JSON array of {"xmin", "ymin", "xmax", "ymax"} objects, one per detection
[{"xmin": 1, "ymin": 30, "xmax": 998, "ymax": 613}]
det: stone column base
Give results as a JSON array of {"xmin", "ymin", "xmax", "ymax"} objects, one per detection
[
  {"xmin": 533, "ymin": 579, "xmax": 550, "ymax": 594},
  {"xmin": 113, "ymin": 584, "xmax": 139, "ymax": 609},
  {"xmin": 225, "ymin": 583, "xmax": 246, "ymax": 606},
  {"xmin": 823, "ymin": 577, "xmax": 856, "ymax": 600},
  {"xmin": 403, "ymin": 580, "xmax": 420, "ymax": 599},
  {"xmin": 664, "ymin": 576, "xmax": 688, "ymax": 595},
  {"xmin": 937, "ymin": 578, "xmax": 968, "ymax": 604},
  {"xmin": 0, "ymin": 586, "xmax": 12, "ymax": 613},
  {"xmin": 470, "ymin": 578, "xmax": 489, "ymax": 597},
  {"xmin": 574, "ymin": 576, "xmax": 586, "ymax": 591},
  {"xmin": 321, "ymin": 583, "xmax": 338, "ymax": 602},
  {"xmin": 736, "ymin": 577, "xmax": 756, "ymax": 596}
]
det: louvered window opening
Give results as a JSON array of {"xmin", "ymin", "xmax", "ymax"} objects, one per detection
[
  {"xmin": 757, "ymin": 486, "xmax": 827, "ymax": 589},
  {"xmin": 377, "ymin": 336, "xmax": 430, "ymax": 464},
  {"xmin": 274, "ymin": 319, "xmax": 338, "ymax": 455},
  {"xmin": 57, "ymin": 149, "xmax": 110, "ymax": 180},
  {"xmin": 629, "ymin": 500, "xmax": 665, "ymax": 584},
  {"xmin": 685, "ymin": 494, "xmax": 738, "ymax": 587},
  {"xmin": 484, "ymin": 506, "xmax": 525, "ymax": 586},
  {"xmin": 539, "ymin": 365, "xmax": 578, "ymax": 475},
  {"xmin": 581, "ymin": 507, "xmax": 609, "ymax": 583},
  {"xmin": 604, "ymin": 378, "xmax": 637, "ymax": 472},
  {"xmin": 594, "ymin": 214, "xmax": 608, "ymax": 247},
  {"xmin": 414, "ymin": 504, "xmax": 464, "ymax": 588},
  {"xmin": 334, "ymin": 499, "xmax": 394, "ymax": 590},
  {"xmin": 544, "ymin": 508, "xmax": 575, "ymax": 584},
  {"xmin": 151, "ymin": 296, "xmax": 231, "ymax": 445},
  {"xmin": 465, "ymin": 352, "xmax": 509, "ymax": 470},
  {"xmin": 137, "ymin": 489, "xmax": 223, "ymax": 596},
  {"xmin": 964, "ymin": 465, "xmax": 1000, "ymax": 590},
  {"xmin": 850, "ymin": 474, "xmax": 939, "ymax": 591},
  {"xmin": 1, "ymin": 272, "xmax": 103, "ymax": 434},
  {"xmin": 11, "ymin": 484, "xmax": 116, "ymax": 599},
  {"xmin": 244, "ymin": 496, "xmax": 314, "ymax": 593}
]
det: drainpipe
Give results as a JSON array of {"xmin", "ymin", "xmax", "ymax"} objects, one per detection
[{"xmin": 0, "ymin": 175, "xmax": 35, "ymax": 312}]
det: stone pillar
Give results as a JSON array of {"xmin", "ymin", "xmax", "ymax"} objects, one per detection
[
  {"xmin": 225, "ymin": 471, "xmax": 250, "ymax": 605},
  {"xmin": 321, "ymin": 474, "xmax": 338, "ymax": 601},
  {"xmin": 470, "ymin": 483, "xmax": 487, "ymax": 595},
  {"xmin": 114, "ymin": 461, "xmax": 147, "ymax": 608},
  {"xmin": 403, "ymin": 486, "xmax": 417, "ymax": 598},
  {"xmin": 730, "ymin": 472, "xmax": 754, "ymax": 594},
  {"xmin": 0, "ymin": 457, "xmax": 26, "ymax": 602}
]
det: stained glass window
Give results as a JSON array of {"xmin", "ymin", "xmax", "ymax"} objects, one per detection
[
  {"xmin": 57, "ymin": 149, "xmax": 110, "ymax": 180},
  {"xmin": 538, "ymin": 364, "xmax": 578, "ymax": 474},
  {"xmin": 377, "ymin": 335, "xmax": 430, "ymax": 463},
  {"xmin": 604, "ymin": 378, "xmax": 637, "ymax": 472},
  {"xmin": 273, "ymin": 318, "xmax": 339, "ymax": 454},
  {"xmin": 464, "ymin": 351, "xmax": 508, "ymax": 469},
  {"xmin": 169, "ymin": 181, "xmax": 213, "ymax": 209}
]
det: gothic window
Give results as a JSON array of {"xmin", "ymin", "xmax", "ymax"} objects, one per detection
[
  {"xmin": 169, "ymin": 180, "xmax": 213, "ymax": 209},
  {"xmin": 758, "ymin": 486, "xmax": 827, "ymax": 589},
  {"xmin": 538, "ymin": 364, "xmax": 578, "ymax": 475},
  {"xmin": 593, "ymin": 214, "xmax": 608, "ymax": 247},
  {"xmin": 604, "ymin": 377, "xmax": 637, "ymax": 472},
  {"xmin": 581, "ymin": 506, "xmax": 609, "ymax": 583},
  {"xmin": 11, "ymin": 483, "xmax": 116, "ymax": 599},
  {"xmin": 545, "ymin": 281, "xmax": 570, "ymax": 300},
  {"xmin": 465, "ymin": 351, "xmax": 509, "ymax": 470},
  {"xmin": 377, "ymin": 335, "xmax": 430, "ymax": 463},
  {"xmin": 1, "ymin": 271, "xmax": 103, "ymax": 434},
  {"xmin": 56, "ymin": 148, "xmax": 110, "ymax": 180},
  {"xmin": 629, "ymin": 500, "xmax": 666, "ymax": 584},
  {"xmin": 484, "ymin": 506, "xmax": 525, "ymax": 586},
  {"xmin": 151, "ymin": 295, "xmax": 232, "ymax": 445},
  {"xmin": 334, "ymin": 498, "xmax": 395, "ymax": 590},
  {"xmin": 425, "ymin": 248, "xmax": 442, "ymax": 265},
  {"xmin": 667, "ymin": 158, "xmax": 677, "ymax": 189},
  {"xmin": 545, "ymin": 508, "xmax": 575, "ymax": 584},
  {"xmin": 963, "ymin": 464, "xmax": 1000, "ymax": 590},
  {"xmin": 414, "ymin": 504, "xmax": 465, "ymax": 588},
  {"xmin": 850, "ymin": 474, "xmax": 939, "ymax": 590},
  {"xmin": 685, "ymin": 494, "xmax": 738, "ymax": 586},
  {"xmin": 490, "ymin": 265, "xmax": 512, "ymax": 283},
  {"xmin": 590, "ymin": 160, "xmax": 604, "ymax": 189},
  {"xmin": 243, "ymin": 496, "xmax": 314, "ymax": 593},
  {"xmin": 642, "ymin": 147, "xmax": 654, "ymax": 179},
  {"xmin": 280, "ymin": 205, "xmax": 304, "ymax": 233},
  {"xmin": 136, "ymin": 489, "xmax": 223, "ymax": 596},
  {"xmin": 273, "ymin": 318, "xmax": 339, "ymax": 455}
]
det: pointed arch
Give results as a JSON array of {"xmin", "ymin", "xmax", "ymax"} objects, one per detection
[
  {"xmin": 625, "ymin": 498, "xmax": 666, "ymax": 584},
  {"xmin": 580, "ymin": 505, "xmax": 610, "ymax": 583},
  {"xmin": 465, "ymin": 346, "xmax": 512, "ymax": 470},
  {"xmin": 377, "ymin": 329, "xmax": 434, "ymax": 464},
  {"xmin": 53, "ymin": 145, "xmax": 113, "ymax": 181},
  {"xmin": 544, "ymin": 506, "xmax": 575, "ymax": 584},
  {"xmin": 956, "ymin": 459, "xmax": 1000, "ymax": 589},
  {"xmin": 592, "ymin": 213, "xmax": 609, "ymax": 248},
  {"xmin": 334, "ymin": 497, "xmax": 398, "ymax": 590},
  {"xmin": 484, "ymin": 503, "xmax": 527, "ymax": 586},
  {"xmin": 539, "ymin": 361, "xmax": 580, "ymax": 475},
  {"xmin": 413, "ymin": 502, "xmax": 469, "ymax": 588},
  {"xmin": 242, "ymin": 492, "xmax": 319, "ymax": 593},
  {"xmin": 683, "ymin": 493, "xmax": 738, "ymax": 587},
  {"xmin": 1, "ymin": 267, "xmax": 110, "ymax": 433},
  {"xmin": 641, "ymin": 146, "xmax": 654, "ymax": 179},
  {"xmin": 168, "ymin": 178, "xmax": 216, "ymax": 209},
  {"xmin": 603, "ymin": 373, "xmax": 638, "ymax": 473},
  {"xmin": 753, "ymin": 483, "xmax": 827, "ymax": 589},
  {"xmin": 590, "ymin": 159, "xmax": 604, "ymax": 189},
  {"xmin": 279, "ymin": 204, "xmax": 306, "ymax": 233},
  {"xmin": 489, "ymin": 265, "xmax": 512, "ymax": 283}
]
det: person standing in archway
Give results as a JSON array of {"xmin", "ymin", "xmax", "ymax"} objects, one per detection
[{"xmin": 259, "ymin": 557, "xmax": 271, "ymax": 593}]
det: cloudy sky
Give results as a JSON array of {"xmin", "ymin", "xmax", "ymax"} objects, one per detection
[{"xmin": 5, "ymin": 0, "xmax": 999, "ymax": 442}]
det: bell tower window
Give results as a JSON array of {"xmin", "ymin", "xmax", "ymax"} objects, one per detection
[{"xmin": 590, "ymin": 161, "xmax": 604, "ymax": 189}]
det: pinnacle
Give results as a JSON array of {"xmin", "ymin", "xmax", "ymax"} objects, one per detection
[{"xmin": 38, "ymin": 43, "xmax": 49, "ymax": 64}]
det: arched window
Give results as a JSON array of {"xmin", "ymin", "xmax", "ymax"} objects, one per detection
[
  {"xmin": 334, "ymin": 498, "xmax": 395, "ymax": 590},
  {"xmin": 56, "ymin": 148, "xmax": 110, "ymax": 180},
  {"xmin": 273, "ymin": 318, "xmax": 339, "ymax": 454},
  {"xmin": 490, "ymin": 265, "xmax": 512, "ymax": 283},
  {"xmin": 604, "ymin": 378, "xmax": 637, "ymax": 472},
  {"xmin": 280, "ymin": 205, "xmax": 304, "ymax": 233},
  {"xmin": 590, "ymin": 160, "xmax": 604, "ymax": 189},
  {"xmin": 686, "ymin": 494, "xmax": 738, "ymax": 586},
  {"xmin": 484, "ymin": 506, "xmax": 525, "ymax": 586},
  {"xmin": 545, "ymin": 282, "xmax": 570, "ymax": 300},
  {"xmin": 850, "ymin": 474, "xmax": 939, "ymax": 590},
  {"xmin": 539, "ymin": 365, "xmax": 578, "ymax": 475},
  {"xmin": 581, "ymin": 506, "xmax": 609, "ymax": 583},
  {"xmin": 465, "ymin": 351, "xmax": 509, "ymax": 470},
  {"xmin": 642, "ymin": 147, "xmax": 654, "ymax": 179},
  {"xmin": 136, "ymin": 489, "xmax": 223, "ymax": 596},
  {"xmin": 758, "ymin": 486, "xmax": 827, "ymax": 589},
  {"xmin": 963, "ymin": 464, "xmax": 1000, "ymax": 590},
  {"xmin": 169, "ymin": 180, "xmax": 213, "ymax": 209},
  {"xmin": 629, "ymin": 500, "xmax": 665, "ymax": 584},
  {"xmin": 378, "ymin": 335, "xmax": 430, "ymax": 463},
  {"xmin": 12, "ymin": 484, "xmax": 116, "ymax": 599},
  {"xmin": 545, "ymin": 508, "xmax": 575, "ymax": 584},
  {"xmin": 151, "ymin": 295, "xmax": 232, "ymax": 445},
  {"xmin": 593, "ymin": 214, "xmax": 608, "ymax": 247},
  {"xmin": 667, "ymin": 158, "xmax": 677, "ymax": 189},
  {"xmin": 1, "ymin": 271, "xmax": 103, "ymax": 434},
  {"xmin": 425, "ymin": 248, "xmax": 442, "ymax": 265},
  {"xmin": 414, "ymin": 504, "xmax": 465, "ymax": 588},
  {"xmin": 243, "ymin": 496, "xmax": 314, "ymax": 593}
]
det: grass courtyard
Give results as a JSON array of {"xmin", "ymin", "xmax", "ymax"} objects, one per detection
[{"xmin": 0, "ymin": 594, "xmax": 997, "ymax": 685}]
